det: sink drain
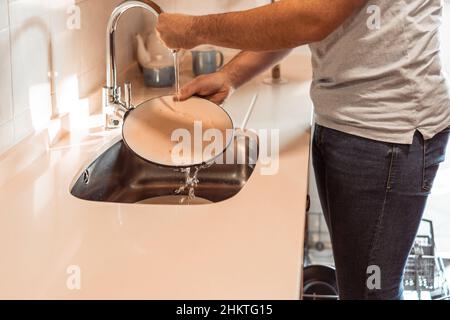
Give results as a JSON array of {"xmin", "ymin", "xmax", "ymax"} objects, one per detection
[{"xmin": 82, "ymin": 170, "xmax": 90, "ymax": 184}]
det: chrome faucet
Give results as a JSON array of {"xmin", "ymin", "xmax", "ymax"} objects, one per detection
[{"xmin": 103, "ymin": 0, "xmax": 163, "ymax": 129}]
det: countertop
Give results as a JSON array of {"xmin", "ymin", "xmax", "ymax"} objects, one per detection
[{"xmin": 0, "ymin": 52, "xmax": 313, "ymax": 299}]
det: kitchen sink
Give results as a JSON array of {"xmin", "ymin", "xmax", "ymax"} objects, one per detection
[{"xmin": 70, "ymin": 131, "xmax": 259, "ymax": 205}]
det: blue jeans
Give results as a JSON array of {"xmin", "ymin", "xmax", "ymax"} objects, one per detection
[{"xmin": 312, "ymin": 124, "xmax": 450, "ymax": 300}]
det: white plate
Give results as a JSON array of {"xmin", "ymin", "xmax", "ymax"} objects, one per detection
[{"xmin": 122, "ymin": 95, "xmax": 234, "ymax": 167}]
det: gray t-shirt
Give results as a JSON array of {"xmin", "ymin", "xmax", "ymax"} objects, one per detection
[{"xmin": 309, "ymin": 0, "xmax": 450, "ymax": 144}]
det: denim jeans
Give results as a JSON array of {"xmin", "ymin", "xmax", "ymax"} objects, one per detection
[{"xmin": 312, "ymin": 124, "xmax": 450, "ymax": 300}]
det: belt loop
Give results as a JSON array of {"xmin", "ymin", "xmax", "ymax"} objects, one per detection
[{"xmin": 386, "ymin": 145, "xmax": 396, "ymax": 191}]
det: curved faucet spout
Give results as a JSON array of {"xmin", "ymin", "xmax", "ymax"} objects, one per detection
[
  {"xmin": 106, "ymin": 0, "xmax": 162, "ymax": 92},
  {"xmin": 104, "ymin": 0, "xmax": 162, "ymax": 129}
]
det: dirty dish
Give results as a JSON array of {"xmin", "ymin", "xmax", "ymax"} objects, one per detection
[{"xmin": 122, "ymin": 95, "xmax": 234, "ymax": 167}]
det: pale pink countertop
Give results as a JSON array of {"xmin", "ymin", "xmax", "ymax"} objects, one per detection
[{"xmin": 0, "ymin": 52, "xmax": 313, "ymax": 299}]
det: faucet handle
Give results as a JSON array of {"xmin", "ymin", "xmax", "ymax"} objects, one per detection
[{"xmin": 123, "ymin": 82, "xmax": 133, "ymax": 110}]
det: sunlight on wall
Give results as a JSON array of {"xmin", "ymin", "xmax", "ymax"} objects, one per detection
[
  {"xmin": 29, "ymin": 83, "xmax": 52, "ymax": 132},
  {"xmin": 56, "ymin": 75, "xmax": 80, "ymax": 115}
]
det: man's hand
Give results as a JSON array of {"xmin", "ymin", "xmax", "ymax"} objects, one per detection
[
  {"xmin": 156, "ymin": 13, "xmax": 199, "ymax": 50},
  {"xmin": 176, "ymin": 71, "xmax": 234, "ymax": 105},
  {"xmin": 177, "ymin": 50, "xmax": 291, "ymax": 104}
]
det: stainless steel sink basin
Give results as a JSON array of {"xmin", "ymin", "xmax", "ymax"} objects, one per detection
[{"xmin": 70, "ymin": 132, "xmax": 259, "ymax": 205}]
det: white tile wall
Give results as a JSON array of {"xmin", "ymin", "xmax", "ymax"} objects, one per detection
[
  {"xmin": 0, "ymin": 12, "xmax": 14, "ymax": 153},
  {"xmin": 13, "ymin": 108, "xmax": 33, "ymax": 143},
  {"xmin": 0, "ymin": 120, "xmax": 13, "ymax": 154},
  {"xmin": 0, "ymin": 0, "xmax": 148, "ymax": 155},
  {"xmin": 10, "ymin": 19, "xmax": 52, "ymax": 117},
  {"xmin": 8, "ymin": 0, "xmax": 50, "ymax": 28},
  {"xmin": 0, "ymin": 28, "xmax": 13, "ymax": 125},
  {"xmin": 0, "ymin": 0, "xmax": 9, "ymax": 30}
]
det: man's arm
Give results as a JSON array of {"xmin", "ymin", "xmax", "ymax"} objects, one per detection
[
  {"xmin": 222, "ymin": 50, "xmax": 291, "ymax": 88},
  {"xmin": 177, "ymin": 50, "xmax": 290, "ymax": 103},
  {"xmin": 157, "ymin": 0, "xmax": 366, "ymax": 51}
]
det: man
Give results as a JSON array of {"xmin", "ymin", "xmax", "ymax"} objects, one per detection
[{"xmin": 156, "ymin": 0, "xmax": 450, "ymax": 299}]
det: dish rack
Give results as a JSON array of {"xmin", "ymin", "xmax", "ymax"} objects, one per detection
[
  {"xmin": 403, "ymin": 219, "xmax": 450, "ymax": 300},
  {"xmin": 304, "ymin": 213, "xmax": 450, "ymax": 300},
  {"xmin": 303, "ymin": 206, "xmax": 338, "ymax": 300}
]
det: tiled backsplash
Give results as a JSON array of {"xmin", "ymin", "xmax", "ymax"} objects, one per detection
[
  {"xmin": 0, "ymin": 0, "xmax": 267, "ymax": 155},
  {"xmin": 0, "ymin": 0, "xmax": 154, "ymax": 154}
]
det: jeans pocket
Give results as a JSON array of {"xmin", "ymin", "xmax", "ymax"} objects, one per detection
[
  {"xmin": 313, "ymin": 124, "xmax": 324, "ymax": 147},
  {"xmin": 422, "ymin": 130, "xmax": 450, "ymax": 191}
]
